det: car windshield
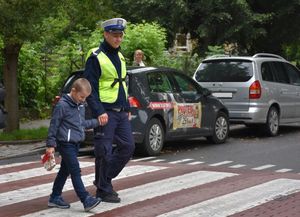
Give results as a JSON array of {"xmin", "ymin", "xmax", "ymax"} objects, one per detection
[{"xmin": 195, "ymin": 59, "xmax": 253, "ymax": 82}]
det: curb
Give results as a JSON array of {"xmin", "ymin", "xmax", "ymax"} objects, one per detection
[
  {"xmin": 0, "ymin": 139, "xmax": 45, "ymax": 145},
  {"xmin": 0, "ymin": 147, "xmax": 45, "ymax": 160}
]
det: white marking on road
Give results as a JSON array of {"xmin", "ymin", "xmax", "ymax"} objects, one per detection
[
  {"xmin": 150, "ymin": 159, "xmax": 166, "ymax": 163},
  {"xmin": 252, "ymin": 164, "xmax": 275, "ymax": 170},
  {"xmin": 25, "ymin": 170, "xmax": 237, "ymax": 216},
  {"xmin": 0, "ymin": 161, "xmax": 36, "ymax": 169},
  {"xmin": 157, "ymin": 178, "xmax": 300, "ymax": 217},
  {"xmin": 229, "ymin": 164, "xmax": 246, "ymax": 169},
  {"xmin": 187, "ymin": 161, "xmax": 204, "ymax": 165},
  {"xmin": 209, "ymin": 161, "xmax": 233, "ymax": 166},
  {"xmin": 169, "ymin": 159, "xmax": 194, "ymax": 164},
  {"xmin": 275, "ymin": 168, "xmax": 293, "ymax": 173},
  {"xmin": 0, "ymin": 161, "xmax": 94, "ymax": 184},
  {"xmin": 131, "ymin": 157, "xmax": 156, "ymax": 162},
  {"xmin": 0, "ymin": 165, "xmax": 166, "ymax": 207}
]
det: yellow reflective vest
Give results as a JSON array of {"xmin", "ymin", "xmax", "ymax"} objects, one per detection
[{"xmin": 96, "ymin": 51, "xmax": 127, "ymax": 103}]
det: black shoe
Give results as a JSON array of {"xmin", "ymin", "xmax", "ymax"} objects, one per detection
[
  {"xmin": 97, "ymin": 191, "xmax": 121, "ymax": 203},
  {"xmin": 112, "ymin": 189, "xmax": 119, "ymax": 196}
]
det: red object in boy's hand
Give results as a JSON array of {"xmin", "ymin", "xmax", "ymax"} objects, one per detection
[{"xmin": 41, "ymin": 152, "xmax": 56, "ymax": 171}]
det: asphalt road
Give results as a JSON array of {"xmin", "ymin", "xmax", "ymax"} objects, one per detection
[{"xmin": 148, "ymin": 124, "xmax": 300, "ymax": 173}]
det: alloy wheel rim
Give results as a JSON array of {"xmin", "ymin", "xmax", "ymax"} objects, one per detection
[
  {"xmin": 215, "ymin": 116, "xmax": 228, "ymax": 140},
  {"xmin": 269, "ymin": 110, "xmax": 279, "ymax": 134},
  {"xmin": 149, "ymin": 124, "xmax": 162, "ymax": 151}
]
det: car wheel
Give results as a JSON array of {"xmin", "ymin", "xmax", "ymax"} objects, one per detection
[
  {"xmin": 139, "ymin": 118, "xmax": 164, "ymax": 156},
  {"xmin": 207, "ymin": 111, "xmax": 229, "ymax": 144},
  {"xmin": 265, "ymin": 106, "xmax": 279, "ymax": 136}
]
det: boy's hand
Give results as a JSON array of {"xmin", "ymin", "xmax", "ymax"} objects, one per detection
[{"xmin": 46, "ymin": 147, "xmax": 55, "ymax": 154}]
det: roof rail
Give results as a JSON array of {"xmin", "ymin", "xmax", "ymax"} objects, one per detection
[
  {"xmin": 207, "ymin": 54, "xmax": 230, "ymax": 59},
  {"xmin": 252, "ymin": 53, "xmax": 285, "ymax": 60}
]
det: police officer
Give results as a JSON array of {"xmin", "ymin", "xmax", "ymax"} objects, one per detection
[{"xmin": 84, "ymin": 18, "xmax": 135, "ymax": 203}]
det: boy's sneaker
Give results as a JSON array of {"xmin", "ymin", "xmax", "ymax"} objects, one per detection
[
  {"xmin": 83, "ymin": 195, "xmax": 101, "ymax": 212},
  {"xmin": 48, "ymin": 196, "xmax": 70, "ymax": 209}
]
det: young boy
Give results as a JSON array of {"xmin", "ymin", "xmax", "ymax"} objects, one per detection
[{"xmin": 46, "ymin": 78, "xmax": 101, "ymax": 212}]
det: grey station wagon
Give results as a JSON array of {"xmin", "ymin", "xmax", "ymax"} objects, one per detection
[
  {"xmin": 57, "ymin": 66, "xmax": 229, "ymax": 156},
  {"xmin": 193, "ymin": 53, "xmax": 300, "ymax": 136}
]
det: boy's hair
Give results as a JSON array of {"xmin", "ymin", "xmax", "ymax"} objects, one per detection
[{"xmin": 72, "ymin": 78, "xmax": 92, "ymax": 93}]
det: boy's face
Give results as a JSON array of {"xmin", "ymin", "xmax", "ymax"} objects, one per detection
[{"xmin": 70, "ymin": 88, "xmax": 90, "ymax": 104}]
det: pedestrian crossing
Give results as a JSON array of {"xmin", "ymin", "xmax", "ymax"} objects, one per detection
[
  {"xmin": 132, "ymin": 156, "xmax": 298, "ymax": 173},
  {"xmin": 1, "ymin": 157, "xmax": 300, "ymax": 217}
]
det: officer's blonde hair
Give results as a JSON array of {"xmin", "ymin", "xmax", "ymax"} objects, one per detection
[{"xmin": 72, "ymin": 78, "xmax": 92, "ymax": 94}]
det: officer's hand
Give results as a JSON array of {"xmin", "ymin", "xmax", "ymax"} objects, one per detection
[{"xmin": 98, "ymin": 113, "xmax": 108, "ymax": 126}]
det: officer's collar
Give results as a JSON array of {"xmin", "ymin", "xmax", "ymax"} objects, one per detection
[{"xmin": 102, "ymin": 40, "xmax": 120, "ymax": 54}]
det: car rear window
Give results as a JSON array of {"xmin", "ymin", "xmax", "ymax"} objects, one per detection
[{"xmin": 195, "ymin": 60, "xmax": 253, "ymax": 82}]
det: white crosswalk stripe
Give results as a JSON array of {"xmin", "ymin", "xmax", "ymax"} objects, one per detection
[
  {"xmin": 157, "ymin": 179, "xmax": 300, "ymax": 217},
  {"xmin": 0, "ymin": 157, "xmax": 299, "ymax": 217},
  {"xmin": 0, "ymin": 164, "xmax": 166, "ymax": 207},
  {"xmin": 0, "ymin": 161, "xmax": 94, "ymax": 184}
]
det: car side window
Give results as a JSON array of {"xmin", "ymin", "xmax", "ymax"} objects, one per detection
[
  {"xmin": 271, "ymin": 62, "xmax": 290, "ymax": 84},
  {"xmin": 261, "ymin": 62, "xmax": 275, "ymax": 82},
  {"xmin": 147, "ymin": 73, "xmax": 172, "ymax": 93},
  {"xmin": 173, "ymin": 74, "xmax": 198, "ymax": 94},
  {"xmin": 283, "ymin": 63, "xmax": 300, "ymax": 85}
]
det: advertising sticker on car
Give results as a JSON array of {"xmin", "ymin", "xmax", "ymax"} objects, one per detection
[
  {"xmin": 148, "ymin": 102, "xmax": 173, "ymax": 110},
  {"xmin": 173, "ymin": 102, "xmax": 202, "ymax": 129}
]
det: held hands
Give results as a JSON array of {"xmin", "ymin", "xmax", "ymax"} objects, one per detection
[
  {"xmin": 46, "ymin": 147, "xmax": 55, "ymax": 154},
  {"xmin": 98, "ymin": 113, "xmax": 108, "ymax": 126}
]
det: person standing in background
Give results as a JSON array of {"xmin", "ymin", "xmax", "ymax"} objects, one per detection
[{"xmin": 133, "ymin": 49, "xmax": 145, "ymax": 66}]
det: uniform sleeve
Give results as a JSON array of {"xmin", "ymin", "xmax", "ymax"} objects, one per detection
[
  {"xmin": 84, "ymin": 56, "xmax": 106, "ymax": 117},
  {"xmin": 46, "ymin": 103, "xmax": 64, "ymax": 148}
]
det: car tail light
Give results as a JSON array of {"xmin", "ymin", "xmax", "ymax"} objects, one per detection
[
  {"xmin": 52, "ymin": 96, "xmax": 61, "ymax": 106},
  {"xmin": 129, "ymin": 96, "xmax": 142, "ymax": 108},
  {"xmin": 249, "ymin": 80, "xmax": 261, "ymax": 99}
]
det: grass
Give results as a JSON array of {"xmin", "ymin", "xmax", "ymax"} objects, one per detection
[{"xmin": 0, "ymin": 127, "xmax": 48, "ymax": 141}]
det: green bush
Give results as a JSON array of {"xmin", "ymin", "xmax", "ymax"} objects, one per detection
[{"xmin": 0, "ymin": 127, "xmax": 48, "ymax": 141}]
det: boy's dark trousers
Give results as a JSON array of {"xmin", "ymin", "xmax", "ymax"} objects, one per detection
[{"xmin": 51, "ymin": 142, "xmax": 89, "ymax": 202}]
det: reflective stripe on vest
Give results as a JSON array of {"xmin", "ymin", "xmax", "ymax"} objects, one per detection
[{"xmin": 97, "ymin": 52, "xmax": 127, "ymax": 103}]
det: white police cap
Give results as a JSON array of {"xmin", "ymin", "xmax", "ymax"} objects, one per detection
[{"xmin": 101, "ymin": 18, "xmax": 127, "ymax": 33}]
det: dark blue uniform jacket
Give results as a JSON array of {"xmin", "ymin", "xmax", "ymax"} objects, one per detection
[{"xmin": 84, "ymin": 40, "xmax": 129, "ymax": 118}]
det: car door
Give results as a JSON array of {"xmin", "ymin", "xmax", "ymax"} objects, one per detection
[
  {"xmin": 270, "ymin": 62, "xmax": 297, "ymax": 119},
  {"xmin": 169, "ymin": 72, "xmax": 209, "ymax": 136},
  {"xmin": 282, "ymin": 62, "xmax": 300, "ymax": 119},
  {"xmin": 146, "ymin": 72, "xmax": 176, "ymax": 132}
]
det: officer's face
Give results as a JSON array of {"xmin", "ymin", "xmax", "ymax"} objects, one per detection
[{"xmin": 104, "ymin": 31, "xmax": 124, "ymax": 49}]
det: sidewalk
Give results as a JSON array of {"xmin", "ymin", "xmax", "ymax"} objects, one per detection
[{"xmin": 0, "ymin": 119, "xmax": 50, "ymax": 160}]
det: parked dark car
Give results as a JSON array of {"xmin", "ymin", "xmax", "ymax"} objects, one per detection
[
  {"xmin": 56, "ymin": 67, "xmax": 229, "ymax": 156},
  {"xmin": 0, "ymin": 83, "xmax": 7, "ymax": 129}
]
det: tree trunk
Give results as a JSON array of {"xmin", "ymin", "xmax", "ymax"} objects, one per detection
[{"xmin": 3, "ymin": 43, "xmax": 22, "ymax": 132}]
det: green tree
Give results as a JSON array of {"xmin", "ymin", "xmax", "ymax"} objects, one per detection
[
  {"xmin": 0, "ymin": 0, "xmax": 114, "ymax": 131},
  {"xmin": 0, "ymin": 0, "xmax": 58, "ymax": 131},
  {"xmin": 122, "ymin": 22, "xmax": 167, "ymax": 65}
]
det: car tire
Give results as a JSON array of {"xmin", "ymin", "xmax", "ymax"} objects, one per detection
[
  {"xmin": 139, "ymin": 118, "xmax": 164, "ymax": 156},
  {"xmin": 264, "ymin": 106, "xmax": 279, "ymax": 136},
  {"xmin": 207, "ymin": 111, "xmax": 229, "ymax": 144}
]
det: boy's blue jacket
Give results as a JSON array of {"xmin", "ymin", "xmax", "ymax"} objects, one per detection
[{"xmin": 46, "ymin": 94, "xmax": 99, "ymax": 147}]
